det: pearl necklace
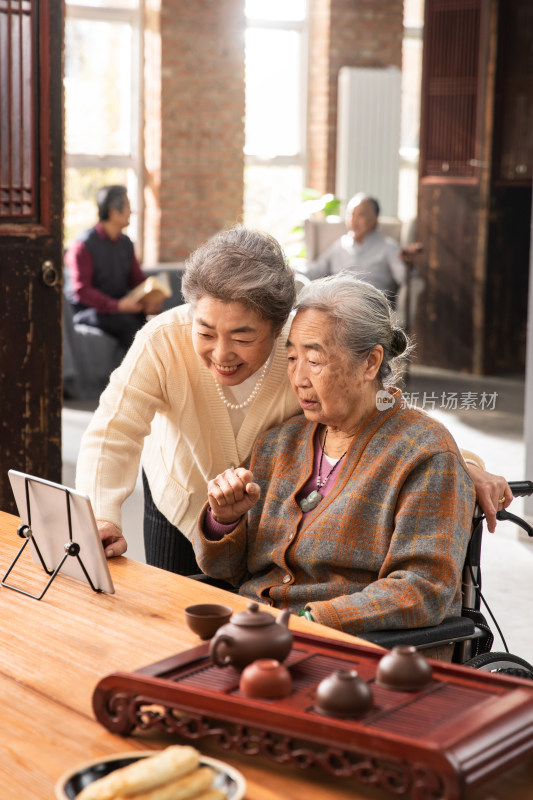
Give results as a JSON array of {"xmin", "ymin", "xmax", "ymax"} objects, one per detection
[
  {"xmin": 215, "ymin": 360, "xmax": 269, "ymax": 410},
  {"xmin": 299, "ymin": 429, "xmax": 346, "ymax": 512}
]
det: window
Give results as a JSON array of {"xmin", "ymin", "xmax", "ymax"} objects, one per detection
[
  {"xmin": 244, "ymin": 0, "xmax": 308, "ymax": 252},
  {"xmin": 64, "ymin": 0, "xmax": 142, "ymax": 249}
]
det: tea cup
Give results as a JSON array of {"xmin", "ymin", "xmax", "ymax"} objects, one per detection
[
  {"xmin": 184, "ymin": 603, "xmax": 233, "ymax": 640},
  {"xmin": 239, "ymin": 658, "xmax": 292, "ymax": 699},
  {"xmin": 314, "ymin": 669, "xmax": 373, "ymax": 718},
  {"xmin": 376, "ymin": 645, "xmax": 433, "ymax": 692}
]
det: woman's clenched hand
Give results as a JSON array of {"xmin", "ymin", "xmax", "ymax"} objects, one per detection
[{"xmin": 207, "ymin": 468, "xmax": 261, "ymax": 525}]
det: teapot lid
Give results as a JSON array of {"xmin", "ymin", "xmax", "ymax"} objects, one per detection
[{"xmin": 231, "ymin": 602, "xmax": 276, "ymax": 627}]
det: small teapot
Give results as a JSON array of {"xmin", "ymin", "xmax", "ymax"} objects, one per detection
[{"xmin": 209, "ymin": 602, "xmax": 293, "ymax": 670}]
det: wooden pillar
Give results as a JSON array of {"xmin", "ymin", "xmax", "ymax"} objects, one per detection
[{"xmin": 144, "ymin": 0, "xmax": 246, "ymax": 263}]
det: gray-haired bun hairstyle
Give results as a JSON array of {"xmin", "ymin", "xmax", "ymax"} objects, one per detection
[
  {"xmin": 390, "ymin": 326, "xmax": 409, "ymax": 358},
  {"xmin": 294, "ymin": 273, "xmax": 413, "ymax": 386}
]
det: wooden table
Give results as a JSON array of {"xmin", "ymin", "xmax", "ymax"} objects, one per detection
[{"xmin": 0, "ymin": 510, "xmax": 531, "ymax": 800}]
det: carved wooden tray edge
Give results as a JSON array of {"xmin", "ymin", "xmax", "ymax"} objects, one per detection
[{"xmin": 91, "ymin": 632, "xmax": 533, "ymax": 800}]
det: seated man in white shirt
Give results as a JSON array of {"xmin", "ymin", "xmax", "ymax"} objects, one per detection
[{"xmin": 305, "ymin": 193, "xmax": 422, "ymax": 306}]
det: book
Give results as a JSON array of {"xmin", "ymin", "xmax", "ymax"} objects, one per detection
[{"xmin": 127, "ymin": 273, "xmax": 173, "ymax": 305}]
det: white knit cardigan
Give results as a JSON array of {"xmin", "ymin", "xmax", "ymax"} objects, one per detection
[{"xmin": 76, "ymin": 304, "xmax": 300, "ymax": 539}]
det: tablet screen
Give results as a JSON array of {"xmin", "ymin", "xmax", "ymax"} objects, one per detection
[{"xmin": 8, "ymin": 470, "xmax": 114, "ymax": 594}]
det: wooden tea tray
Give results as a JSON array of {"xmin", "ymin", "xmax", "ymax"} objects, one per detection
[{"xmin": 92, "ymin": 631, "xmax": 533, "ymax": 800}]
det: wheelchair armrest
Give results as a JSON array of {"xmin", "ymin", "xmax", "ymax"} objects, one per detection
[
  {"xmin": 187, "ymin": 573, "xmax": 238, "ymax": 593},
  {"xmin": 358, "ymin": 616, "xmax": 476, "ymax": 650}
]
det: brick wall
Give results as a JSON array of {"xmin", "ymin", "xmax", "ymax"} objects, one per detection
[
  {"xmin": 307, "ymin": 0, "xmax": 404, "ymax": 195},
  {"xmin": 145, "ymin": 0, "xmax": 246, "ymax": 263},
  {"xmin": 143, "ymin": 0, "xmax": 403, "ymax": 262}
]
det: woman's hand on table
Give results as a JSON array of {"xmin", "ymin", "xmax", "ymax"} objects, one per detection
[
  {"xmin": 466, "ymin": 463, "xmax": 513, "ymax": 533},
  {"xmin": 97, "ymin": 520, "xmax": 128, "ymax": 558},
  {"xmin": 207, "ymin": 468, "xmax": 260, "ymax": 524}
]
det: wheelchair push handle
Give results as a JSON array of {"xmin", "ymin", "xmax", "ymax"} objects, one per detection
[
  {"xmin": 496, "ymin": 508, "xmax": 533, "ymax": 536},
  {"xmin": 508, "ymin": 480, "xmax": 533, "ymax": 497},
  {"xmin": 494, "ymin": 480, "xmax": 533, "ymax": 537}
]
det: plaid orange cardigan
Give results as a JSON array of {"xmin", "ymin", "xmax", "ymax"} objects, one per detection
[{"xmin": 194, "ymin": 397, "xmax": 476, "ymax": 637}]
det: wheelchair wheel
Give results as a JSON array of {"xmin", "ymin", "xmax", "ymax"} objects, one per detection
[{"xmin": 464, "ymin": 651, "xmax": 533, "ymax": 680}]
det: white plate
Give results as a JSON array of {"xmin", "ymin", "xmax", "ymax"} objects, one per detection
[{"xmin": 55, "ymin": 749, "xmax": 247, "ymax": 799}]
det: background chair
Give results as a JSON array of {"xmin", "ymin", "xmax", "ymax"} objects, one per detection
[
  {"xmin": 303, "ymin": 216, "xmax": 422, "ymax": 332},
  {"xmin": 63, "ymin": 265, "xmax": 185, "ymax": 399},
  {"xmin": 303, "ymin": 216, "xmax": 409, "ymax": 263},
  {"xmin": 63, "ymin": 291, "xmax": 126, "ymax": 400}
]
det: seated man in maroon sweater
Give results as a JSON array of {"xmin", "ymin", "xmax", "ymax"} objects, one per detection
[{"xmin": 65, "ymin": 184, "xmax": 161, "ymax": 350}]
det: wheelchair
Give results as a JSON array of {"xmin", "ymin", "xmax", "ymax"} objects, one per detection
[
  {"xmin": 192, "ymin": 482, "xmax": 533, "ymax": 678},
  {"xmin": 359, "ymin": 480, "xmax": 533, "ymax": 679}
]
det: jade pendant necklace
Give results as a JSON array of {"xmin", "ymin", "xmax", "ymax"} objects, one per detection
[{"xmin": 299, "ymin": 428, "xmax": 347, "ymax": 513}]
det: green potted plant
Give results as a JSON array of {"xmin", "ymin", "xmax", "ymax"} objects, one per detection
[{"xmin": 289, "ymin": 190, "xmax": 342, "ymax": 265}]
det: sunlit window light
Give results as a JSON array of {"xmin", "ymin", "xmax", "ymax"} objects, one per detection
[{"xmin": 245, "ymin": 0, "xmax": 306, "ymax": 22}]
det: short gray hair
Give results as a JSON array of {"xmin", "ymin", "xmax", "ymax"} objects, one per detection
[
  {"xmin": 181, "ymin": 226, "xmax": 296, "ymax": 332},
  {"xmin": 294, "ymin": 273, "xmax": 412, "ymax": 386}
]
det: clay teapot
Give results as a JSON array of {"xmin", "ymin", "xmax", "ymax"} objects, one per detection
[{"xmin": 209, "ymin": 602, "xmax": 293, "ymax": 670}]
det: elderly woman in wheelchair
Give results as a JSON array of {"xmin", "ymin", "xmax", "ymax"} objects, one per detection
[{"xmin": 192, "ymin": 274, "xmax": 496, "ymax": 661}]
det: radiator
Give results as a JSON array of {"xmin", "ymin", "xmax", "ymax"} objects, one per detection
[{"xmin": 335, "ymin": 66, "xmax": 402, "ymax": 218}]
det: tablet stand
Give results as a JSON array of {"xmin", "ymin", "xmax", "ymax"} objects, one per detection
[{"xmin": 1, "ymin": 479, "xmax": 102, "ymax": 600}]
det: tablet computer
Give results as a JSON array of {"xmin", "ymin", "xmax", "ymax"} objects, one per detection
[{"xmin": 8, "ymin": 470, "xmax": 115, "ymax": 594}]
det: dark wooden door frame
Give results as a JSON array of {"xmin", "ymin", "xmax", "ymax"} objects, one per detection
[
  {"xmin": 0, "ymin": 0, "xmax": 64, "ymax": 513},
  {"xmin": 415, "ymin": 0, "xmax": 532, "ymax": 375}
]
